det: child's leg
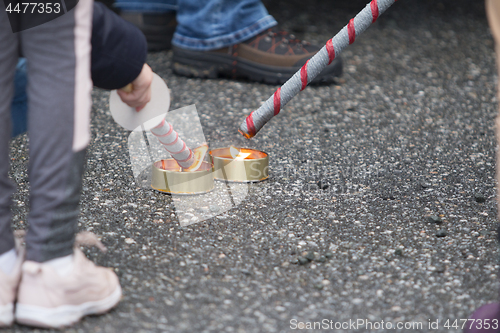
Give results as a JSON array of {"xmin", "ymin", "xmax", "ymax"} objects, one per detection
[
  {"xmin": 20, "ymin": 1, "xmax": 93, "ymax": 262},
  {"xmin": 14, "ymin": 1, "xmax": 121, "ymax": 328},
  {"xmin": 0, "ymin": 6, "xmax": 23, "ymax": 328},
  {"xmin": 0, "ymin": 6, "xmax": 20, "ymax": 258}
]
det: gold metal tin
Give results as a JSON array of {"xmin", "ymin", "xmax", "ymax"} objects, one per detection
[
  {"xmin": 210, "ymin": 147, "xmax": 269, "ymax": 182},
  {"xmin": 151, "ymin": 159, "xmax": 214, "ymax": 194}
]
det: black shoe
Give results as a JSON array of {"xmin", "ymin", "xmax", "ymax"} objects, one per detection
[
  {"xmin": 120, "ymin": 12, "xmax": 176, "ymax": 52},
  {"xmin": 172, "ymin": 27, "xmax": 342, "ymax": 84}
]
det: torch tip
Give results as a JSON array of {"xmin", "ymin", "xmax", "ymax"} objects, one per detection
[{"xmin": 238, "ymin": 129, "xmax": 254, "ymax": 139}]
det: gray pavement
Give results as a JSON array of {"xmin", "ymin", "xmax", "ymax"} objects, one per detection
[{"xmin": 6, "ymin": 0, "xmax": 500, "ymax": 332}]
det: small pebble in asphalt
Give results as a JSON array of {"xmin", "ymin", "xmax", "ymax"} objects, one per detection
[
  {"xmin": 427, "ymin": 215, "xmax": 442, "ymax": 224},
  {"xmin": 480, "ymin": 230, "xmax": 490, "ymax": 236},
  {"xmin": 419, "ymin": 182, "xmax": 431, "ymax": 189},
  {"xmin": 474, "ymin": 193, "xmax": 486, "ymax": 203},
  {"xmin": 290, "ymin": 258, "xmax": 299, "ymax": 265},
  {"xmin": 317, "ymin": 180, "xmax": 329, "ymax": 190},
  {"xmin": 436, "ymin": 229, "xmax": 447, "ymax": 237},
  {"xmin": 394, "ymin": 249, "xmax": 403, "ymax": 256},
  {"xmin": 325, "ymin": 252, "xmax": 334, "ymax": 258},
  {"xmin": 298, "ymin": 257, "xmax": 309, "ymax": 265},
  {"xmin": 435, "ymin": 265, "xmax": 446, "ymax": 273},
  {"xmin": 305, "ymin": 251, "xmax": 316, "ymax": 261},
  {"xmin": 382, "ymin": 192, "xmax": 395, "ymax": 200},
  {"xmin": 209, "ymin": 205, "xmax": 220, "ymax": 213},
  {"xmin": 314, "ymin": 284, "xmax": 324, "ymax": 290},
  {"xmin": 316, "ymin": 255, "xmax": 326, "ymax": 262}
]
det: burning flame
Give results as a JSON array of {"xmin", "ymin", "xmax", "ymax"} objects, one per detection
[
  {"xmin": 183, "ymin": 143, "xmax": 209, "ymax": 172},
  {"xmin": 230, "ymin": 146, "xmax": 251, "ymax": 160}
]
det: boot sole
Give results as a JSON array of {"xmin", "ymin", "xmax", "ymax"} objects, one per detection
[
  {"xmin": 15, "ymin": 285, "xmax": 122, "ymax": 329},
  {"xmin": 0, "ymin": 303, "xmax": 13, "ymax": 327},
  {"xmin": 172, "ymin": 47, "xmax": 343, "ymax": 85}
]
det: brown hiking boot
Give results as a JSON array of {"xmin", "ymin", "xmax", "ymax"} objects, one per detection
[{"xmin": 172, "ymin": 27, "xmax": 342, "ymax": 84}]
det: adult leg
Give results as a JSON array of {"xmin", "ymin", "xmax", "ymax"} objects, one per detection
[
  {"xmin": 114, "ymin": 0, "xmax": 177, "ymax": 13},
  {"xmin": 11, "ymin": 59, "xmax": 28, "ymax": 138},
  {"xmin": 115, "ymin": 0, "xmax": 177, "ymax": 51},
  {"xmin": 171, "ymin": 0, "xmax": 341, "ymax": 84},
  {"xmin": 172, "ymin": 0, "xmax": 276, "ymax": 50}
]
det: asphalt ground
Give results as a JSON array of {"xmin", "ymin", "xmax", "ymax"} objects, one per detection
[{"xmin": 6, "ymin": 0, "xmax": 499, "ymax": 332}]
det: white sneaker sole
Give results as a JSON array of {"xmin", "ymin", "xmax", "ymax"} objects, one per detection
[
  {"xmin": 0, "ymin": 303, "xmax": 14, "ymax": 327},
  {"xmin": 15, "ymin": 285, "xmax": 121, "ymax": 328}
]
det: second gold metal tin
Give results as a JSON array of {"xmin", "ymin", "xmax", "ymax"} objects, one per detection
[{"xmin": 210, "ymin": 147, "xmax": 269, "ymax": 182}]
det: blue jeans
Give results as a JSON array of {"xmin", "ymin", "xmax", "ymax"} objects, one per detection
[
  {"xmin": 11, "ymin": 59, "xmax": 28, "ymax": 138},
  {"xmin": 114, "ymin": 0, "xmax": 177, "ymax": 12},
  {"xmin": 114, "ymin": 0, "xmax": 277, "ymax": 50}
]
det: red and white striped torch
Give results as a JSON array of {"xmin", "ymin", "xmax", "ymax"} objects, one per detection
[
  {"xmin": 110, "ymin": 73, "xmax": 207, "ymax": 172},
  {"xmin": 238, "ymin": 0, "xmax": 398, "ymax": 139},
  {"xmin": 150, "ymin": 118, "xmax": 208, "ymax": 171}
]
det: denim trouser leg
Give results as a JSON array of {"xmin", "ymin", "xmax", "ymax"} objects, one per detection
[
  {"xmin": 11, "ymin": 59, "xmax": 28, "ymax": 138},
  {"xmin": 113, "ymin": 0, "xmax": 277, "ymax": 51},
  {"xmin": 173, "ymin": 0, "xmax": 276, "ymax": 50},
  {"xmin": 113, "ymin": 0, "xmax": 177, "ymax": 13}
]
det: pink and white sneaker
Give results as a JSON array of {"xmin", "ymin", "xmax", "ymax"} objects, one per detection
[
  {"xmin": 0, "ymin": 236, "xmax": 25, "ymax": 327},
  {"xmin": 15, "ymin": 232, "xmax": 122, "ymax": 329}
]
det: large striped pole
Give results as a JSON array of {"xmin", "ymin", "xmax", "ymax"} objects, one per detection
[{"xmin": 238, "ymin": 0, "xmax": 397, "ymax": 139}]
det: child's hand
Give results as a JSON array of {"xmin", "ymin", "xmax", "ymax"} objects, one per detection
[{"xmin": 117, "ymin": 64, "xmax": 153, "ymax": 112}]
